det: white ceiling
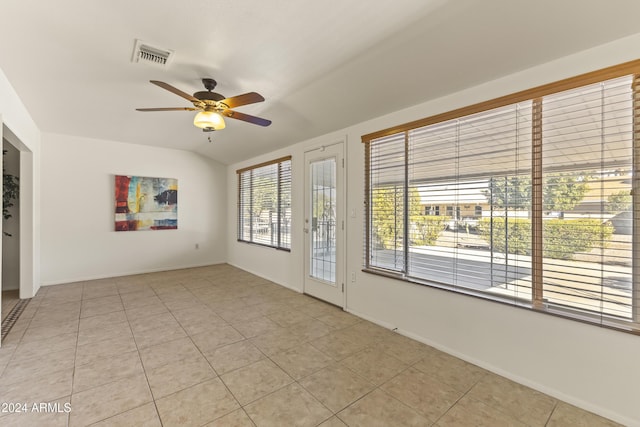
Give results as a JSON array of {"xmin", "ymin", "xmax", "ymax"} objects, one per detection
[{"xmin": 2, "ymin": 0, "xmax": 640, "ymax": 165}]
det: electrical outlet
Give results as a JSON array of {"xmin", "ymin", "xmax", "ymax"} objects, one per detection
[{"xmin": 351, "ymin": 272, "xmax": 356, "ymax": 282}]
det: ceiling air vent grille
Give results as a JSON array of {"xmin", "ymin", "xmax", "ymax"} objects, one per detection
[{"xmin": 131, "ymin": 39, "xmax": 174, "ymax": 67}]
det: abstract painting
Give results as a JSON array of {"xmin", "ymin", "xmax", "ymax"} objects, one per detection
[{"xmin": 114, "ymin": 175, "xmax": 178, "ymax": 231}]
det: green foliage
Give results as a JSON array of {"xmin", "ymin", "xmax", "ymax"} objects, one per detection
[
  {"xmin": 483, "ymin": 176, "xmax": 531, "ymax": 210},
  {"xmin": 483, "ymin": 173, "xmax": 589, "ymax": 213},
  {"xmin": 543, "ymin": 173, "xmax": 589, "ymax": 212},
  {"xmin": 606, "ymin": 190, "xmax": 632, "ymax": 213},
  {"xmin": 477, "ymin": 217, "xmax": 531, "ymax": 255},
  {"xmin": 411, "ymin": 215, "xmax": 449, "ymax": 246},
  {"xmin": 372, "ymin": 186, "xmax": 446, "ymax": 249},
  {"xmin": 477, "ymin": 217, "xmax": 614, "ymax": 260},
  {"xmin": 543, "ymin": 219, "xmax": 613, "ymax": 260},
  {"xmin": 371, "ymin": 185, "xmax": 405, "ymax": 249}
]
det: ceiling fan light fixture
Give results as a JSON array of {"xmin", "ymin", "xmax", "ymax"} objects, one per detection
[{"xmin": 193, "ymin": 110, "xmax": 226, "ymax": 130}]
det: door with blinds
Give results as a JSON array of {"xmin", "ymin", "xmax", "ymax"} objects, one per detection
[{"xmin": 304, "ymin": 143, "xmax": 344, "ymax": 307}]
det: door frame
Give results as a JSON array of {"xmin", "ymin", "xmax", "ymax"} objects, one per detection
[{"xmin": 303, "ymin": 140, "xmax": 346, "ymax": 308}]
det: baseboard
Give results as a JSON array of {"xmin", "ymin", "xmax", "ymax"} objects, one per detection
[
  {"xmin": 226, "ymin": 262, "xmax": 303, "ymax": 293},
  {"xmin": 346, "ymin": 306, "xmax": 634, "ymax": 427},
  {"xmin": 39, "ymin": 262, "xmax": 224, "ymax": 286}
]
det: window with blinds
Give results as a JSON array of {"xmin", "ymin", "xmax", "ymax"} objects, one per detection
[
  {"xmin": 237, "ymin": 156, "xmax": 292, "ymax": 250},
  {"xmin": 363, "ymin": 62, "xmax": 640, "ymax": 333}
]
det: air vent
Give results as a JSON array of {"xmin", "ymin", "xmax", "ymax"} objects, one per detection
[{"xmin": 131, "ymin": 39, "xmax": 174, "ymax": 67}]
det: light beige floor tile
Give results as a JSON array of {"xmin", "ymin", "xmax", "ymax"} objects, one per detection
[
  {"xmin": 0, "ymin": 328, "xmax": 25, "ymax": 346},
  {"xmin": 80, "ymin": 300, "xmax": 124, "ymax": 318},
  {"xmin": 204, "ymin": 408, "xmax": 255, "ymax": 426},
  {"xmin": 318, "ymin": 416, "xmax": 348, "ymax": 427},
  {"xmin": 380, "ymin": 366, "xmax": 463, "ymax": 422},
  {"xmin": 220, "ymin": 359, "xmax": 293, "ymax": 405},
  {"xmin": 436, "ymin": 394, "xmax": 526, "ymax": 427},
  {"xmin": 155, "ymin": 377, "xmax": 239, "ymax": 427},
  {"xmin": 204, "ymin": 340, "xmax": 265, "ymax": 375},
  {"xmin": 467, "ymin": 373, "xmax": 556, "ymax": 426},
  {"xmin": 287, "ymin": 318, "xmax": 333, "ymax": 341},
  {"xmin": 299, "ymin": 364, "xmax": 375, "ymax": 413},
  {"xmin": 124, "ymin": 302, "xmax": 169, "ymax": 320},
  {"xmin": 138, "ymin": 336, "xmax": 203, "ymax": 370},
  {"xmin": 1, "ymin": 347, "xmax": 76, "ymax": 386},
  {"xmin": 146, "ymin": 355, "xmax": 217, "ymax": 399},
  {"xmin": 191, "ymin": 325, "xmax": 245, "ymax": 353},
  {"xmin": 267, "ymin": 309, "xmax": 314, "ymax": 328},
  {"xmin": 20, "ymin": 320, "xmax": 78, "ymax": 343},
  {"xmin": 215, "ymin": 306, "xmax": 264, "ymax": 324},
  {"xmin": 270, "ymin": 342, "xmax": 333, "ymax": 380},
  {"xmin": 413, "ymin": 349, "xmax": 487, "ymax": 393},
  {"xmin": 78, "ymin": 310, "xmax": 127, "ymax": 331},
  {"xmin": 77, "ymin": 321, "xmax": 132, "ymax": 347},
  {"xmin": 132, "ymin": 323, "xmax": 187, "ymax": 349},
  {"xmin": 341, "ymin": 347, "xmax": 408, "ymax": 385},
  {"xmin": 90, "ymin": 402, "xmax": 161, "ymax": 427},
  {"xmin": 315, "ymin": 310, "xmax": 361, "ymax": 330},
  {"xmin": 14, "ymin": 331, "xmax": 78, "ymax": 360},
  {"xmin": 245, "ymin": 383, "xmax": 332, "ymax": 427},
  {"xmin": 310, "ymin": 332, "xmax": 368, "ymax": 361},
  {"xmin": 75, "ymin": 334, "xmax": 137, "ymax": 366},
  {"xmin": 128, "ymin": 311, "xmax": 180, "ymax": 334},
  {"xmin": 80, "ymin": 294, "xmax": 121, "ymax": 309},
  {"xmin": 338, "ymin": 388, "xmax": 429, "ymax": 427},
  {"xmin": 0, "ymin": 367, "xmax": 73, "ymax": 407},
  {"xmin": 72, "ymin": 350, "xmax": 144, "ymax": 393},
  {"xmin": 232, "ymin": 316, "xmax": 283, "ymax": 339},
  {"xmin": 372, "ymin": 332, "xmax": 432, "ymax": 364},
  {"xmin": 82, "ymin": 285, "xmax": 119, "ymax": 300},
  {"xmin": 547, "ymin": 402, "xmax": 624, "ymax": 427},
  {"xmin": 0, "ymin": 396, "xmax": 70, "ymax": 426},
  {"xmin": 69, "ymin": 373, "xmax": 152, "ymax": 426},
  {"xmin": 249, "ymin": 329, "xmax": 302, "ymax": 356}
]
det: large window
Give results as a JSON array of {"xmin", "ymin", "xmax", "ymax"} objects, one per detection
[
  {"xmin": 237, "ymin": 156, "xmax": 291, "ymax": 250},
  {"xmin": 363, "ymin": 61, "xmax": 640, "ymax": 333}
]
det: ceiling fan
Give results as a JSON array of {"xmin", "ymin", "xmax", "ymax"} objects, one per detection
[{"xmin": 136, "ymin": 78, "xmax": 271, "ymax": 132}]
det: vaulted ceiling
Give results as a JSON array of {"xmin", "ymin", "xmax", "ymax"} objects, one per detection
[{"xmin": 2, "ymin": 0, "xmax": 640, "ymax": 164}]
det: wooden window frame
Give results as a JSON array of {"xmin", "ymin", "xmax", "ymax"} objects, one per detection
[{"xmin": 363, "ymin": 60, "xmax": 640, "ymax": 334}]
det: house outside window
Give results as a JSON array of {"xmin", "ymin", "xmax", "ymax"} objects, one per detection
[{"xmin": 363, "ymin": 63, "xmax": 639, "ymax": 333}]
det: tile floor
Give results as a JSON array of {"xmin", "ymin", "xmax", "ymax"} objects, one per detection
[
  {"xmin": 1, "ymin": 290, "xmax": 20, "ymax": 322},
  {"xmin": 0, "ymin": 264, "xmax": 622, "ymax": 426}
]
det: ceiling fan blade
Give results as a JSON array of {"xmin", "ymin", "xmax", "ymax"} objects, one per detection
[
  {"xmin": 150, "ymin": 80, "xmax": 201, "ymax": 103},
  {"xmin": 220, "ymin": 92, "xmax": 265, "ymax": 109},
  {"xmin": 221, "ymin": 109, "xmax": 272, "ymax": 127},
  {"xmin": 136, "ymin": 107, "xmax": 198, "ymax": 112}
]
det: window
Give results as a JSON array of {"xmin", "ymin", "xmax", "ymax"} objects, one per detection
[
  {"xmin": 363, "ymin": 61, "xmax": 640, "ymax": 333},
  {"xmin": 237, "ymin": 156, "xmax": 291, "ymax": 250}
]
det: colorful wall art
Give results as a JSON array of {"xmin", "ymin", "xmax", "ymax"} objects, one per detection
[{"xmin": 114, "ymin": 175, "xmax": 178, "ymax": 231}]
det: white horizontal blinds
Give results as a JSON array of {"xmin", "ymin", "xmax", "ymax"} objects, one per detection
[
  {"xmin": 364, "ymin": 62, "xmax": 640, "ymax": 333},
  {"xmin": 407, "ymin": 120, "xmax": 458, "ymax": 285},
  {"xmin": 407, "ymin": 103, "xmax": 533, "ymax": 300},
  {"xmin": 368, "ymin": 132, "xmax": 406, "ymax": 272},
  {"xmin": 278, "ymin": 160, "xmax": 292, "ymax": 249},
  {"xmin": 237, "ymin": 157, "xmax": 291, "ymax": 250},
  {"xmin": 541, "ymin": 76, "xmax": 633, "ymax": 323}
]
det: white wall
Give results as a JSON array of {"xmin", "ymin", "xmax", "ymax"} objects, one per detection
[
  {"xmin": 41, "ymin": 133, "xmax": 227, "ymax": 285},
  {"xmin": 227, "ymin": 33, "xmax": 640, "ymax": 425}
]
